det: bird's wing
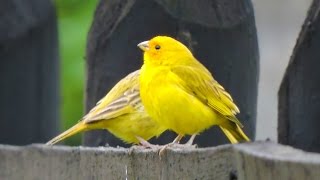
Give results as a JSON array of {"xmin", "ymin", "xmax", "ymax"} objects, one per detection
[
  {"xmin": 82, "ymin": 70, "xmax": 142, "ymax": 123},
  {"xmin": 83, "ymin": 88, "xmax": 141, "ymax": 123},
  {"xmin": 170, "ymin": 65, "xmax": 243, "ymax": 127}
]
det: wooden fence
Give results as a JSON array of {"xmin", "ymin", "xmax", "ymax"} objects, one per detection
[
  {"xmin": 2, "ymin": 0, "xmax": 320, "ymax": 179},
  {"xmin": 1, "ymin": 142, "xmax": 320, "ymax": 180},
  {"xmin": 0, "ymin": 0, "xmax": 59, "ymax": 145}
]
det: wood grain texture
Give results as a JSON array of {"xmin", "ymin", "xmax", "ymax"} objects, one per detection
[
  {"xmin": 1, "ymin": 142, "xmax": 320, "ymax": 180},
  {"xmin": 278, "ymin": 0, "xmax": 320, "ymax": 152},
  {"xmin": 0, "ymin": 0, "xmax": 59, "ymax": 145}
]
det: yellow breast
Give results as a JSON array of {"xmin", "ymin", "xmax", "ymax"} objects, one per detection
[{"xmin": 140, "ymin": 65, "xmax": 221, "ymax": 135}]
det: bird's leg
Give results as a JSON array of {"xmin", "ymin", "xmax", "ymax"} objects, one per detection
[
  {"xmin": 168, "ymin": 134, "xmax": 198, "ymax": 149},
  {"xmin": 129, "ymin": 136, "xmax": 161, "ymax": 155},
  {"xmin": 185, "ymin": 134, "xmax": 197, "ymax": 146},
  {"xmin": 136, "ymin": 136, "xmax": 160, "ymax": 150},
  {"xmin": 172, "ymin": 134, "xmax": 184, "ymax": 143},
  {"xmin": 159, "ymin": 134, "xmax": 184, "ymax": 156}
]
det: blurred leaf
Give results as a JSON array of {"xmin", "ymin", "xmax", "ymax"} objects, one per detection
[{"xmin": 55, "ymin": 0, "xmax": 98, "ymax": 145}]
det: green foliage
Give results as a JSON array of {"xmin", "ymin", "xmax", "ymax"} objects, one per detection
[{"xmin": 55, "ymin": 0, "xmax": 98, "ymax": 145}]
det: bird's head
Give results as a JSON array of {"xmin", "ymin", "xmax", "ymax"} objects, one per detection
[{"xmin": 137, "ymin": 36, "xmax": 193, "ymax": 66}]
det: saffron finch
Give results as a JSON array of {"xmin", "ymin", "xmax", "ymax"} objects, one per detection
[
  {"xmin": 46, "ymin": 70, "xmax": 166, "ymax": 146},
  {"xmin": 138, "ymin": 36, "xmax": 250, "ymax": 145}
]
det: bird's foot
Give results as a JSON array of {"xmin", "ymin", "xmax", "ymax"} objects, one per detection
[
  {"xmin": 158, "ymin": 134, "xmax": 197, "ymax": 157},
  {"xmin": 158, "ymin": 142, "xmax": 178, "ymax": 157},
  {"xmin": 157, "ymin": 142, "xmax": 197, "ymax": 158},
  {"xmin": 158, "ymin": 134, "xmax": 184, "ymax": 156},
  {"xmin": 136, "ymin": 136, "xmax": 160, "ymax": 150}
]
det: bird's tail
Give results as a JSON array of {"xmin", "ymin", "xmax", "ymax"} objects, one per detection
[
  {"xmin": 46, "ymin": 122, "xmax": 88, "ymax": 145},
  {"xmin": 219, "ymin": 121, "xmax": 250, "ymax": 144}
]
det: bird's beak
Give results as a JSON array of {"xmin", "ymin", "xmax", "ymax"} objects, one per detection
[{"xmin": 137, "ymin": 41, "xmax": 149, "ymax": 51}]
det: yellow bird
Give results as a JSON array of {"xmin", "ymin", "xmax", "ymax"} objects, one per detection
[
  {"xmin": 138, "ymin": 36, "xmax": 250, "ymax": 145},
  {"xmin": 46, "ymin": 70, "xmax": 166, "ymax": 146}
]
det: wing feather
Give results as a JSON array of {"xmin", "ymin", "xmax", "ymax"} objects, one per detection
[
  {"xmin": 82, "ymin": 70, "xmax": 142, "ymax": 123},
  {"xmin": 170, "ymin": 65, "xmax": 243, "ymax": 127}
]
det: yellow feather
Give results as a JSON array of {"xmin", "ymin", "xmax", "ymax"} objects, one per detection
[
  {"xmin": 47, "ymin": 70, "xmax": 166, "ymax": 145},
  {"xmin": 138, "ymin": 36, "xmax": 250, "ymax": 144}
]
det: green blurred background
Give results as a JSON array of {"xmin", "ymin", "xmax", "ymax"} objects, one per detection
[{"xmin": 55, "ymin": 0, "xmax": 98, "ymax": 145}]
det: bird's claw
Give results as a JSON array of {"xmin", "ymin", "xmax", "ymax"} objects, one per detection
[{"xmin": 158, "ymin": 142, "xmax": 197, "ymax": 157}]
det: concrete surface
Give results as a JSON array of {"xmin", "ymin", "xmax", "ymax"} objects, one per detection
[{"xmin": 1, "ymin": 142, "xmax": 320, "ymax": 180}]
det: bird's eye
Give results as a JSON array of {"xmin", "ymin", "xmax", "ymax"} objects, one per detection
[{"xmin": 155, "ymin": 45, "xmax": 161, "ymax": 50}]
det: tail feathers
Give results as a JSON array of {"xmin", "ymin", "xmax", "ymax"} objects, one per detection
[
  {"xmin": 46, "ymin": 122, "xmax": 87, "ymax": 145},
  {"xmin": 219, "ymin": 121, "xmax": 250, "ymax": 144}
]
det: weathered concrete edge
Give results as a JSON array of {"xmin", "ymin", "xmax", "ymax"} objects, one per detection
[
  {"xmin": 0, "ymin": 143, "xmax": 234, "ymax": 179},
  {"xmin": 0, "ymin": 141, "xmax": 320, "ymax": 165},
  {"xmin": 234, "ymin": 142, "xmax": 320, "ymax": 180},
  {"xmin": 235, "ymin": 142, "xmax": 320, "ymax": 164},
  {"xmin": 1, "ymin": 142, "xmax": 320, "ymax": 179},
  {"xmin": 2, "ymin": 141, "xmax": 320, "ymax": 165},
  {"xmin": 3, "ymin": 141, "xmax": 317, "ymax": 164}
]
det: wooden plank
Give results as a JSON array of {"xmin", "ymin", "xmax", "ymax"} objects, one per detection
[
  {"xmin": 278, "ymin": 0, "xmax": 320, "ymax": 152},
  {"xmin": 0, "ymin": 144, "xmax": 234, "ymax": 180},
  {"xmin": 1, "ymin": 142, "xmax": 320, "ymax": 180},
  {"xmin": 0, "ymin": 0, "xmax": 59, "ymax": 145},
  {"xmin": 235, "ymin": 142, "xmax": 320, "ymax": 180}
]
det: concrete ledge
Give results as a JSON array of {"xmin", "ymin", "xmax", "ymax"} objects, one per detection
[
  {"xmin": 235, "ymin": 142, "xmax": 320, "ymax": 180},
  {"xmin": 1, "ymin": 142, "xmax": 320, "ymax": 180}
]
